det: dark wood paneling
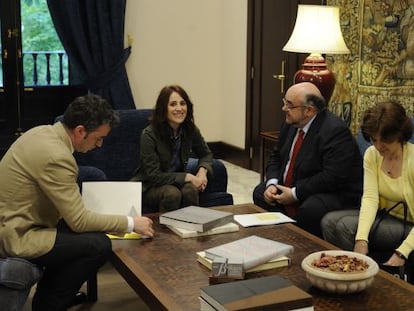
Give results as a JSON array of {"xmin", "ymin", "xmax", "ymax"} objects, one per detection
[{"xmin": 208, "ymin": 142, "xmax": 250, "ymax": 170}]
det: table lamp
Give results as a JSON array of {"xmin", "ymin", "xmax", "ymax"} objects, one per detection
[{"xmin": 283, "ymin": 5, "xmax": 350, "ymax": 104}]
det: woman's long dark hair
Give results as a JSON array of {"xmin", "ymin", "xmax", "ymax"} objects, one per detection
[{"xmin": 151, "ymin": 85, "xmax": 195, "ymax": 137}]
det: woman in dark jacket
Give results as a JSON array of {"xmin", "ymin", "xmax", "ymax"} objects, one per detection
[{"xmin": 132, "ymin": 85, "xmax": 213, "ymax": 213}]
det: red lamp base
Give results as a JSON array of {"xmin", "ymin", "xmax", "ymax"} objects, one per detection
[{"xmin": 294, "ymin": 53, "xmax": 335, "ymax": 105}]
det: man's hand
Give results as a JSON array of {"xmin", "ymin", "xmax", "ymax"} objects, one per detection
[
  {"xmin": 274, "ymin": 184, "xmax": 297, "ymax": 205},
  {"xmin": 264, "ymin": 185, "xmax": 278, "ymax": 205},
  {"xmin": 133, "ymin": 216, "xmax": 154, "ymax": 237}
]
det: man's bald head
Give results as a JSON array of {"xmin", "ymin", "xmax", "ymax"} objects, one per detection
[
  {"xmin": 289, "ymin": 82, "xmax": 322, "ymax": 97},
  {"xmin": 286, "ymin": 82, "xmax": 326, "ymax": 111}
]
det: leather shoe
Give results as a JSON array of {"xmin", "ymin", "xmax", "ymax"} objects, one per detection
[{"xmin": 68, "ymin": 291, "xmax": 88, "ymax": 308}]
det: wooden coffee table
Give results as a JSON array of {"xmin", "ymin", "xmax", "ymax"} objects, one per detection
[{"xmin": 110, "ymin": 203, "xmax": 414, "ymax": 310}]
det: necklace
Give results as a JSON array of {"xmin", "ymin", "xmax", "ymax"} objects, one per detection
[
  {"xmin": 385, "ymin": 158, "xmax": 398, "ymax": 175},
  {"xmin": 384, "ymin": 150, "xmax": 402, "ymax": 175}
]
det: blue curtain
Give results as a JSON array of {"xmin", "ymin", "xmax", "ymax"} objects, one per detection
[{"xmin": 47, "ymin": 0, "xmax": 135, "ymax": 109}]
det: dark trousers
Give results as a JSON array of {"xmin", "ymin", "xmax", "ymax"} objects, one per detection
[
  {"xmin": 253, "ymin": 181, "xmax": 351, "ymax": 238},
  {"xmin": 143, "ymin": 183, "xmax": 199, "ymax": 213},
  {"xmin": 29, "ymin": 220, "xmax": 111, "ymax": 311}
]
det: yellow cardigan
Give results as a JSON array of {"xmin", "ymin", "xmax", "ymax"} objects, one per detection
[{"xmin": 356, "ymin": 143, "xmax": 414, "ymax": 258}]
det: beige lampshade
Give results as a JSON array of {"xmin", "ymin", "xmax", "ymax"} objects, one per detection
[{"xmin": 283, "ymin": 5, "xmax": 350, "ymax": 54}]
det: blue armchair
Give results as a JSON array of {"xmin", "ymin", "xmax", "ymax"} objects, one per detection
[{"xmin": 0, "ymin": 258, "xmax": 43, "ymax": 311}]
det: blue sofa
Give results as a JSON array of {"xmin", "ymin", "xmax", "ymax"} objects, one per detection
[{"xmin": 74, "ymin": 109, "xmax": 233, "ymax": 209}]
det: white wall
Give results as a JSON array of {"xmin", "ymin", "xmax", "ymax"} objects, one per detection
[{"xmin": 125, "ymin": 0, "xmax": 247, "ymax": 149}]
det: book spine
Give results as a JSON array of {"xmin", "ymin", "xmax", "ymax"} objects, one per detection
[
  {"xmin": 159, "ymin": 216, "xmax": 203, "ymax": 231},
  {"xmin": 202, "ymin": 214, "xmax": 234, "ymax": 231}
]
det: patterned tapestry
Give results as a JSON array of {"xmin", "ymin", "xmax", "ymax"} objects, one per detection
[{"xmin": 327, "ymin": 0, "xmax": 414, "ymax": 134}]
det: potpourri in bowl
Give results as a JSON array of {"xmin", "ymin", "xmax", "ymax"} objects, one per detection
[{"xmin": 301, "ymin": 250, "xmax": 379, "ymax": 294}]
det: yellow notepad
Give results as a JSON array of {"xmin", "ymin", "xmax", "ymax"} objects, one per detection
[{"xmin": 106, "ymin": 232, "xmax": 141, "ymax": 240}]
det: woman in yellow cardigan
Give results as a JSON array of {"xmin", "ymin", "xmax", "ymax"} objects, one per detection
[{"xmin": 322, "ymin": 101, "xmax": 414, "ymax": 268}]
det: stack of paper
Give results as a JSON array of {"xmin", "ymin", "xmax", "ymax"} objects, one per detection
[{"xmin": 234, "ymin": 212, "xmax": 295, "ymax": 227}]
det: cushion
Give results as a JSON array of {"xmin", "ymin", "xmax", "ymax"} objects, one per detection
[{"xmin": 0, "ymin": 258, "xmax": 42, "ymax": 290}]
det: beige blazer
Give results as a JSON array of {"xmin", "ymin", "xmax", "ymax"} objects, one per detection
[{"xmin": 0, "ymin": 122, "xmax": 128, "ymax": 258}]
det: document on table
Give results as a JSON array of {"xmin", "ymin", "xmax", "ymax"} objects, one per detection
[
  {"xmin": 82, "ymin": 181, "xmax": 142, "ymax": 239},
  {"xmin": 82, "ymin": 181, "xmax": 142, "ymax": 216},
  {"xmin": 234, "ymin": 212, "xmax": 295, "ymax": 227}
]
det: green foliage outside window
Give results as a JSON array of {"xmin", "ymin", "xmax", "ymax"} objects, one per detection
[
  {"xmin": 21, "ymin": 0, "xmax": 68, "ymax": 86},
  {"xmin": 0, "ymin": 0, "xmax": 68, "ymax": 86}
]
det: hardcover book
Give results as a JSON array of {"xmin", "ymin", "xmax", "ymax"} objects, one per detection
[
  {"xmin": 167, "ymin": 222, "xmax": 239, "ymax": 238},
  {"xmin": 199, "ymin": 275, "xmax": 314, "ymax": 311},
  {"xmin": 203, "ymin": 235, "xmax": 293, "ymax": 270},
  {"xmin": 159, "ymin": 206, "xmax": 234, "ymax": 232},
  {"xmin": 196, "ymin": 251, "xmax": 291, "ymax": 273}
]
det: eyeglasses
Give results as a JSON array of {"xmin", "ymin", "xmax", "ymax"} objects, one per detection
[{"xmin": 282, "ymin": 98, "xmax": 307, "ymax": 110}]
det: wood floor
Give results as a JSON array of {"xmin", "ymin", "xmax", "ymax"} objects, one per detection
[
  {"xmin": 23, "ymin": 263, "xmax": 152, "ymax": 311},
  {"xmin": 23, "ymin": 161, "xmax": 259, "ymax": 311},
  {"xmin": 70, "ymin": 264, "xmax": 151, "ymax": 311}
]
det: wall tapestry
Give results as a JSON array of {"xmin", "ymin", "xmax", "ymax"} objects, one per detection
[{"xmin": 328, "ymin": 0, "xmax": 414, "ymax": 133}]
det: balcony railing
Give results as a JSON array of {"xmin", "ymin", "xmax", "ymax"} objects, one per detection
[
  {"xmin": 0, "ymin": 50, "xmax": 69, "ymax": 87},
  {"xmin": 23, "ymin": 50, "xmax": 69, "ymax": 86}
]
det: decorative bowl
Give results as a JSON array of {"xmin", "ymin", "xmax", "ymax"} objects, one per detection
[{"xmin": 301, "ymin": 250, "xmax": 379, "ymax": 294}]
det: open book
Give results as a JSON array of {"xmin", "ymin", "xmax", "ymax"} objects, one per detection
[{"xmin": 82, "ymin": 181, "xmax": 142, "ymax": 239}]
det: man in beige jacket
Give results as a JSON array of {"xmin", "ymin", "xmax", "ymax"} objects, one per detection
[{"xmin": 0, "ymin": 94, "xmax": 154, "ymax": 311}]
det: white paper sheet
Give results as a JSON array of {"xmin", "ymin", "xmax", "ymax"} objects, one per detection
[
  {"xmin": 82, "ymin": 181, "xmax": 142, "ymax": 216},
  {"xmin": 234, "ymin": 212, "xmax": 295, "ymax": 227}
]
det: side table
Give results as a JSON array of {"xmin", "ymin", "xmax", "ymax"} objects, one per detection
[{"xmin": 259, "ymin": 131, "xmax": 279, "ymax": 181}]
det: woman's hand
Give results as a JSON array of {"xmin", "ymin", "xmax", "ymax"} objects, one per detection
[
  {"xmin": 354, "ymin": 240, "xmax": 369, "ymax": 255},
  {"xmin": 196, "ymin": 167, "xmax": 208, "ymax": 191},
  {"xmin": 185, "ymin": 171, "xmax": 207, "ymax": 192},
  {"xmin": 133, "ymin": 216, "xmax": 154, "ymax": 237},
  {"xmin": 383, "ymin": 252, "xmax": 405, "ymax": 267}
]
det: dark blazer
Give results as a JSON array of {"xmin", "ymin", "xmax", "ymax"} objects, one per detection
[
  {"xmin": 132, "ymin": 124, "xmax": 213, "ymax": 192},
  {"xmin": 266, "ymin": 109, "xmax": 363, "ymax": 205}
]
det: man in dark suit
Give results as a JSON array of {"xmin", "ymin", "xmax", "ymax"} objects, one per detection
[{"xmin": 253, "ymin": 82, "xmax": 363, "ymax": 237}]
